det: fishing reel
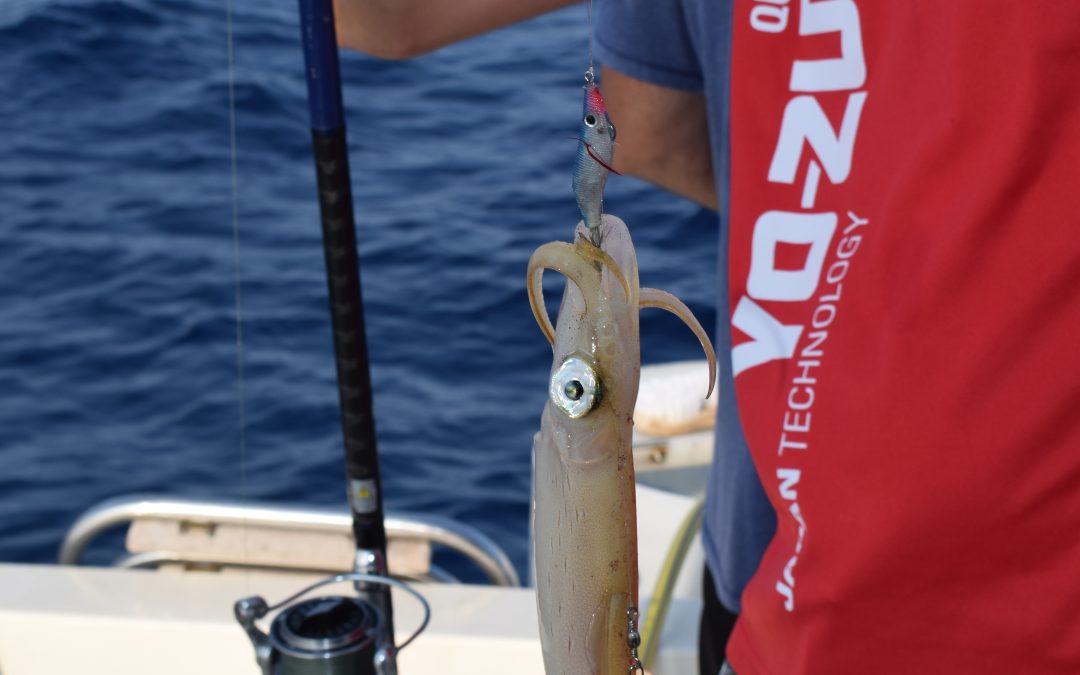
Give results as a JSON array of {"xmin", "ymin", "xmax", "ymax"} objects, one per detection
[{"xmin": 235, "ymin": 572, "xmax": 429, "ymax": 675}]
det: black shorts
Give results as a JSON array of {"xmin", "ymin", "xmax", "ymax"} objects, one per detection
[{"xmin": 699, "ymin": 566, "xmax": 739, "ymax": 675}]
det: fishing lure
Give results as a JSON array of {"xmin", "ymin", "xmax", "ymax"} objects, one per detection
[
  {"xmin": 574, "ymin": 68, "xmax": 618, "ymax": 242},
  {"xmin": 528, "ymin": 215, "xmax": 716, "ymax": 674}
]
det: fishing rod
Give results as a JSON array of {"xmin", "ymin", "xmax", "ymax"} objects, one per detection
[
  {"xmin": 296, "ymin": 0, "xmax": 398, "ymax": 666},
  {"xmin": 236, "ymin": 1, "xmax": 407, "ymax": 673}
]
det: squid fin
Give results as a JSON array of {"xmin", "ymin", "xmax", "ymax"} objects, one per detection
[
  {"xmin": 639, "ymin": 287, "xmax": 717, "ymax": 398},
  {"xmin": 584, "ymin": 592, "xmax": 635, "ymax": 673}
]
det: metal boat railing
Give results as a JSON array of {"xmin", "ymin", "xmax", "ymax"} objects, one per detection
[
  {"xmin": 59, "ymin": 495, "xmax": 520, "ymax": 587},
  {"xmin": 110, "ymin": 550, "xmax": 461, "ymax": 584}
]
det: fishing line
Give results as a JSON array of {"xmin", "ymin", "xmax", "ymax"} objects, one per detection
[
  {"xmin": 225, "ymin": 0, "xmax": 251, "ymax": 588},
  {"xmin": 587, "ymin": 0, "xmax": 594, "ymax": 70}
]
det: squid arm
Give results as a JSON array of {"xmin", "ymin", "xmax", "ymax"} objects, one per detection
[
  {"xmin": 527, "ymin": 240, "xmax": 631, "ymax": 346},
  {"xmin": 639, "ymin": 287, "xmax": 717, "ymax": 398}
]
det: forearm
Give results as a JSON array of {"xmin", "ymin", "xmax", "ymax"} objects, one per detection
[
  {"xmin": 602, "ymin": 67, "xmax": 718, "ymax": 211},
  {"xmin": 333, "ymin": 0, "xmax": 578, "ymax": 59},
  {"xmin": 619, "ymin": 135, "xmax": 718, "ymax": 212}
]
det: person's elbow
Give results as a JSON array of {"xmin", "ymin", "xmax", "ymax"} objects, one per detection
[
  {"xmin": 337, "ymin": 27, "xmax": 427, "ymax": 61},
  {"xmin": 334, "ymin": 0, "xmax": 579, "ymax": 60},
  {"xmin": 613, "ymin": 137, "xmax": 718, "ymax": 212},
  {"xmin": 601, "ymin": 67, "xmax": 718, "ymax": 211},
  {"xmin": 333, "ymin": 0, "xmax": 428, "ymax": 59}
]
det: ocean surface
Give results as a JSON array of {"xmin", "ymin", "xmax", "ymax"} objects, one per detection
[{"xmin": 0, "ymin": 0, "xmax": 718, "ymax": 580}]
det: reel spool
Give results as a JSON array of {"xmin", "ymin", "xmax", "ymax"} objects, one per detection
[{"xmin": 235, "ymin": 573, "xmax": 429, "ymax": 675}]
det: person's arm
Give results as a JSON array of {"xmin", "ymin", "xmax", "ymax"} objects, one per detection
[
  {"xmin": 601, "ymin": 66, "xmax": 718, "ymax": 211},
  {"xmin": 332, "ymin": 0, "xmax": 718, "ymax": 211},
  {"xmin": 332, "ymin": 0, "xmax": 576, "ymax": 59}
]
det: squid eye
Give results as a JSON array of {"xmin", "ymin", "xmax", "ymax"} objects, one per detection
[
  {"xmin": 584, "ymin": 114, "xmax": 597, "ymax": 127},
  {"xmin": 550, "ymin": 356, "xmax": 601, "ymax": 418},
  {"xmin": 609, "ymin": 120, "xmax": 616, "ymax": 141}
]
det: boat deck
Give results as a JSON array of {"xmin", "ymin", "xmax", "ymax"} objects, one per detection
[{"xmin": 0, "ymin": 561, "xmax": 700, "ymax": 674}]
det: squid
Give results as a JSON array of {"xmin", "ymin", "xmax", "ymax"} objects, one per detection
[{"xmin": 528, "ymin": 215, "xmax": 717, "ymax": 674}]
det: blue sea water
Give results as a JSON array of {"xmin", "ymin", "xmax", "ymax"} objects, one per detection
[{"xmin": 0, "ymin": 0, "xmax": 718, "ymax": 580}]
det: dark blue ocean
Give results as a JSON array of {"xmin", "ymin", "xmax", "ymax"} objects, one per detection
[{"xmin": 0, "ymin": 0, "xmax": 718, "ymax": 580}]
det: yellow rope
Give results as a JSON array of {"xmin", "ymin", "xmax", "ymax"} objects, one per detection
[{"xmin": 639, "ymin": 495, "xmax": 706, "ymax": 671}]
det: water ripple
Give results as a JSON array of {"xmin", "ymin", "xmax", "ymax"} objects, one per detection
[{"xmin": 0, "ymin": 0, "xmax": 718, "ymax": 581}]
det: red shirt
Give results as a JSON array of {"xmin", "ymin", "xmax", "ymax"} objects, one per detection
[{"xmin": 726, "ymin": 2, "xmax": 1080, "ymax": 673}]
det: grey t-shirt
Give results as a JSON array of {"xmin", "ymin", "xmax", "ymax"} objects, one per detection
[{"xmin": 594, "ymin": 0, "xmax": 777, "ymax": 614}]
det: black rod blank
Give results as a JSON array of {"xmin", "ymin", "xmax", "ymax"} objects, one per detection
[{"xmin": 296, "ymin": 0, "xmax": 396, "ymax": 656}]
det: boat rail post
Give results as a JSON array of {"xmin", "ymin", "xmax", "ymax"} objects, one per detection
[{"xmin": 296, "ymin": 1, "xmax": 397, "ymax": 672}]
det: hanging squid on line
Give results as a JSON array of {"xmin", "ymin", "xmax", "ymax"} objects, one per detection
[{"xmin": 528, "ymin": 67, "xmax": 717, "ymax": 675}]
